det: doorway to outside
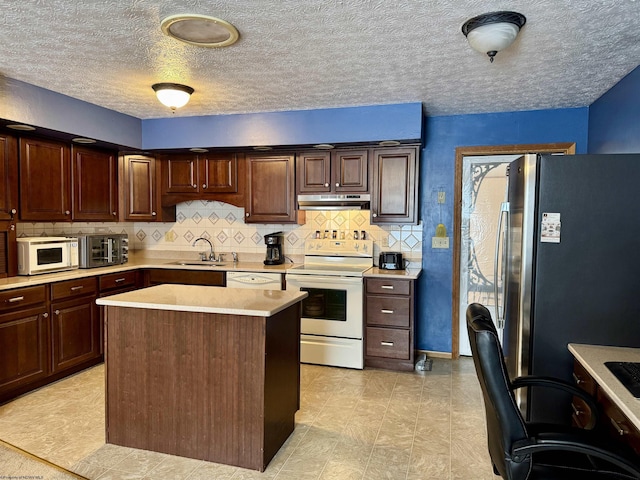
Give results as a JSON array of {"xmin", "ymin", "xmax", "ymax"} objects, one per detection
[{"xmin": 452, "ymin": 143, "xmax": 576, "ymax": 358}]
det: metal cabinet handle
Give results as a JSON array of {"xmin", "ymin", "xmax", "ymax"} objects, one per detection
[
  {"xmin": 7, "ymin": 296, "xmax": 24, "ymax": 303},
  {"xmin": 112, "ymin": 211, "xmax": 117, "ymax": 216},
  {"xmin": 610, "ymin": 417, "xmax": 628, "ymax": 436},
  {"xmin": 202, "ymin": 184, "xmax": 208, "ymax": 189},
  {"xmin": 381, "ymin": 309, "xmax": 394, "ymax": 314},
  {"xmin": 65, "ymin": 210, "xmax": 70, "ymax": 215},
  {"xmin": 192, "ymin": 184, "xmax": 197, "ymax": 188},
  {"xmin": 324, "ymin": 183, "xmax": 329, "ymax": 187},
  {"xmin": 335, "ymin": 182, "xmax": 340, "ymax": 187},
  {"xmin": 381, "ymin": 285, "xmax": 394, "ymax": 290},
  {"xmin": 571, "ymin": 403, "xmax": 582, "ymax": 417},
  {"xmin": 372, "ymin": 213, "xmax": 378, "ymax": 218},
  {"xmin": 152, "ymin": 211, "xmax": 157, "ymax": 216},
  {"xmin": 54, "ymin": 309, "xmax": 60, "ymax": 315},
  {"xmin": 70, "ymin": 285, "xmax": 84, "ymax": 291},
  {"xmin": 245, "ymin": 213, "xmax": 250, "ymax": 217},
  {"xmin": 10, "ymin": 208, "xmax": 16, "ymax": 215},
  {"xmin": 380, "ymin": 341, "xmax": 394, "ymax": 346},
  {"xmin": 114, "ymin": 278, "xmax": 126, "ymax": 283},
  {"xmin": 42, "ymin": 312, "xmax": 48, "ymax": 318},
  {"xmin": 572, "ymin": 373, "xmax": 584, "ymax": 385}
]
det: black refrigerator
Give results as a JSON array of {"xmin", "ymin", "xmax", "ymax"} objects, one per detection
[{"xmin": 499, "ymin": 153, "xmax": 640, "ymax": 424}]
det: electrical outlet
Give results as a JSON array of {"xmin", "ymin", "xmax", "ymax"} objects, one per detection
[
  {"xmin": 437, "ymin": 191, "xmax": 446, "ymax": 204},
  {"xmin": 432, "ymin": 236, "xmax": 450, "ymax": 249},
  {"xmin": 382, "ymin": 235, "xmax": 389, "ymax": 247}
]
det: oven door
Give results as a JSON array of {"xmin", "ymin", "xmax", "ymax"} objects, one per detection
[{"xmin": 286, "ymin": 273, "xmax": 363, "ymax": 339}]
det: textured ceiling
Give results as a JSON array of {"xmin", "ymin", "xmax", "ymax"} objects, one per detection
[{"xmin": 0, "ymin": 0, "xmax": 638, "ymax": 120}]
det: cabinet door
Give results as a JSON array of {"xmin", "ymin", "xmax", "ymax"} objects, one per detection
[
  {"xmin": 296, "ymin": 152, "xmax": 331, "ymax": 193},
  {"xmin": 0, "ymin": 134, "xmax": 18, "ymax": 221},
  {"xmin": 51, "ymin": 296, "xmax": 99, "ymax": 373},
  {"xmin": 201, "ymin": 153, "xmax": 238, "ymax": 193},
  {"xmin": 164, "ymin": 154, "xmax": 198, "ymax": 194},
  {"xmin": 121, "ymin": 155, "xmax": 158, "ymax": 221},
  {"xmin": 333, "ymin": 150, "xmax": 368, "ymax": 193},
  {"xmin": 246, "ymin": 154, "xmax": 297, "ymax": 223},
  {"xmin": 0, "ymin": 307, "xmax": 49, "ymax": 394},
  {"xmin": 371, "ymin": 147, "xmax": 418, "ymax": 224},
  {"xmin": 19, "ymin": 138, "xmax": 71, "ymax": 221},
  {"xmin": 0, "ymin": 222, "xmax": 17, "ymax": 278},
  {"xmin": 72, "ymin": 146, "xmax": 118, "ymax": 221}
]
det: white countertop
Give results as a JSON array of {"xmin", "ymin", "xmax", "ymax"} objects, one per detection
[
  {"xmin": 0, "ymin": 251, "xmax": 422, "ymax": 291},
  {"xmin": 364, "ymin": 267, "xmax": 422, "ymax": 280},
  {"xmin": 568, "ymin": 343, "xmax": 640, "ymax": 429},
  {"xmin": 96, "ymin": 284, "xmax": 308, "ymax": 317}
]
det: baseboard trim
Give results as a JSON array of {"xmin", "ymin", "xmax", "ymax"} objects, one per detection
[{"xmin": 417, "ymin": 349, "xmax": 452, "ymax": 360}]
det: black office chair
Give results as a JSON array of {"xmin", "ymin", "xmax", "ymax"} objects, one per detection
[{"xmin": 466, "ymin": 302, "xmax": 640, "ymax": 479}]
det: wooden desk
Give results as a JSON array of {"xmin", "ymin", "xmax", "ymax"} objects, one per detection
[{"xmin": 569, "ymin": 343, "xmax": 640, "ymax": 453}]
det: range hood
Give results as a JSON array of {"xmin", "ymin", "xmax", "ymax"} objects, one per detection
[{"xmin": 297, "ymin": 194, "xmax": 370, "ymax": 211}]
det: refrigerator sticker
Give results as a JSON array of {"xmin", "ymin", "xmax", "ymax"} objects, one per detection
[{"xmin": 541, "ymin": 212, "xmax": 561, "ymax": 243}]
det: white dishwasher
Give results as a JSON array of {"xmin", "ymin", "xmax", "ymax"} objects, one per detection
[{"xmin": 226, "ymin": 271, "xmax": 283, "ymax": 290}]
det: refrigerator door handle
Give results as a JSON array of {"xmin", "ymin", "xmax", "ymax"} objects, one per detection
[{"xmin": 494, "ymin": 201, "xmax": 510, "ymax": 329}]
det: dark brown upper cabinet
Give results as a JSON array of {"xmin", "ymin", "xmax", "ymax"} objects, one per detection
[
  {"xmin": 120, "ymin": 154, "xmax": 175, "ymax": 222},
  {"xmin": 0, "ymin": 134, "xmax": 18, "ymax": 221},
  {"xmin": 246, "ymin": 154, "xmax": 299, "ymax": 224},
  {"xmin": 371, "ymin": 147, "xmax": 418, "ymax": 225},
  {"xmin": 296, "ymin": 149, "xmax": 368, "ymax": 194},
  {"xmin": 19, "ymin": 137, "xmax": 72, "ymax": 221},
  {"xmin": 72, "ymin": 146, "xmax": 118, "ymax": 221}
]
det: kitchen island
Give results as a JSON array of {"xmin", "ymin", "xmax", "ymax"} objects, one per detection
[{"xmin": 96, "ymin": 284, "xmax": 307, "ymax": 472}]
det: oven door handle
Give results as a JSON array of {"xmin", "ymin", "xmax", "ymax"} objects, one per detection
[{"xmin": 286, "ymin": 275, "xmax": 362, "ymax": 286}]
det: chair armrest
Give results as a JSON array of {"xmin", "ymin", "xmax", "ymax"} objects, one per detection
[
  {"xmin": 512, "ymin": 375, "xmax": 599, "ymax": 428},
  {"xmin": 512, "ymin": 431, "xmax": 640, "ymax": 477}
]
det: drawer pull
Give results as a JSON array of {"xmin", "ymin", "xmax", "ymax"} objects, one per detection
[
  {"xmin": 381, "ymin": 285, "xmax": 394, "ymax": 290},
  {"xmin": 54, "ymin": 309, "xmax": 60, "ymax": 315},
  {"xmin": 7, "ymin": 296, "xmax": 24, "ymax": 303},
  {"xmin": 572, "ymin": 373, "xmax": 584, "ymax": 385},
  {"xmin": 380, "ymin": 341, "xmax": 394, "ymax": 346},
  {"xmin": 571, "ymin": 403, "xmax": 582, "ymax": 417},
  {"xmin": 70, "ymin": 285, "xmax": 84, "ymax": 291},
  {"xmin": 114, "ymin": 278, "xmax": 126, "ymax": 283},
  {"xmin": 381, "ymin": 309, "xmax": 394, "ymax": 314},
  {"xmin": 610, "ymin": 417, "xmax": 628, "ymax": 436}
]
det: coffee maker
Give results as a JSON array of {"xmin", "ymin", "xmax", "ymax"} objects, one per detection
[{"xmin": 264, "ymin": 232, "xmax": 284, "ymax": 265}]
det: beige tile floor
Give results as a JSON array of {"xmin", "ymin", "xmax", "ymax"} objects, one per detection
[{"xmin": 0, "ymin": 359, "xmax": 495, "ymax": 480}]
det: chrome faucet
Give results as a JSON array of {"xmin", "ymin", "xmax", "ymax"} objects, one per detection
[{"xmin": 192, "ymin": 237, "xmax": 215, "ymax": 261}]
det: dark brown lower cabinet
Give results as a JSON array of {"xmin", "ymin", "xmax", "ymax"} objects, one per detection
[
  {"xmin": 144, "ymin": 268, "xmax": 225, "ymax": 287},
  {"xmin": 364, "ymin": 277, "xmax": 415, "ymax": 371},
  {"xmin": 51, "ymin": 295, "xmax": 99, "ymax": 373},
  {"xmin": 0, "ymin": 306, "xmax": 49, "ymax": 396}
]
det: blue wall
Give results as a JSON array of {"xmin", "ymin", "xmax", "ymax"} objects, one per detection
[
  {"xmin": 142, "ymin": 103, "xmax": 423, "ymax": 149},
  {"xmin": 417, "ymin": 107, "xmax": 589, "ymax": 353},
  {"xmin": 588, "ymin": 66, "xmax": 640, "ymax": 154},
  {"xmin": 0, "ymin": 77, "xmax": 142, "ymax": 148}
]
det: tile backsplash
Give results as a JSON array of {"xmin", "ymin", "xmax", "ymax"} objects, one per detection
[{"xmin": 16, "ymin": 201, "xmax": 422, "ymax": 266}]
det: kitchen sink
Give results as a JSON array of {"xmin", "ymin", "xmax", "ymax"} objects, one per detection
[{"xmin": 169, "ymin": 261, "xmax": 227, "ymax": 267}]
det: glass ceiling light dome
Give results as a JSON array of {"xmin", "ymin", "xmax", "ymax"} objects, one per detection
[
  {"xmin": 161, "ymin": 14, "xmax": 239, "ymax": 48},
  {"xmin": 462, "ymin": 11, "xmax": 526, "ymax": 63},
  {"xmin": 152, "ymin": 83, "xmax": 194, "ymax": 110}
]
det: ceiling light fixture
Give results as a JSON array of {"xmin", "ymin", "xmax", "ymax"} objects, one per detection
[
  {"xmin": 161, "ymin": 14, "xmax": 239, "ymax": 48},
  {"xmin": 462, "ymin": 11, "xmax": 526, "ymax": 63},
  {"xmin": 152, "ymin": 83, "xmax": 194, "ymax": 110},
  {"xmin": 313, "ymin": 144, "xmax": 335, "ymax": 150}
]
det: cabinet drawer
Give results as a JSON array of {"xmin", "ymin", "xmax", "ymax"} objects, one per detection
[
  {"xmin": 100, "ymin": 271, "xmax": 137, "ymax": 292},
  {"xmin": 366, "ymin": 327, "xmax": 410, "ymax": 360},
  {"xmin": 573, "ymin": 360, "xmax": 596, "ymax": 395},
  {"xmin": 597, "ymin": 389, "xmax": 640, "ymax": 455},
  {"xmin": 366, "ymin": 278, "xmax": 411, "ymax": 296},
  {"xmin": 366, "ymin": 296, "xmax": 410, "ymax": 327},
  {"xmin": 0, "ymin": 286, "xmax": 47, "ymax": 312},
  {"xmin": 51, "ymin": 277, "xmax": 97, "ymax": 301}
]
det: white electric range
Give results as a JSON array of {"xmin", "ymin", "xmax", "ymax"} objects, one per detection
[{"xmin": 286, "ymin": 239, "xmax": 373, "ymax": 369}]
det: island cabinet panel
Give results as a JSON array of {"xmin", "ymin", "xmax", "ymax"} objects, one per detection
[{"xmin": 105, "ymin": 303, "xmax": 300, "ymax": 471}]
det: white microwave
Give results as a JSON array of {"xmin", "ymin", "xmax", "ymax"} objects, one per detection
[{"xmin": 17, "ymin": 237, "xmax": 79, "ymax": 275}]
